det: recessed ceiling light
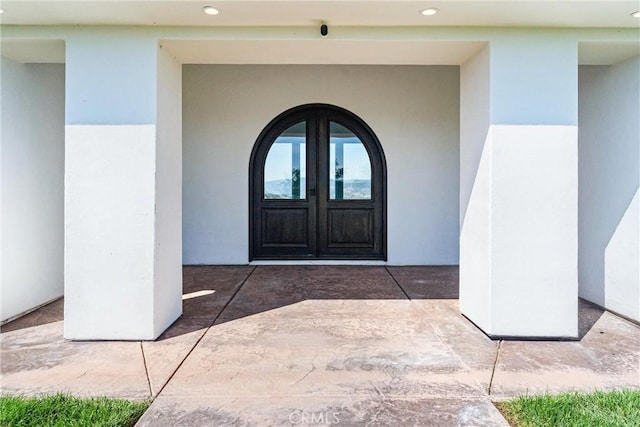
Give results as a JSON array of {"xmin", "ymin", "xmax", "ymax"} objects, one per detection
[
  {"xmin": 0, "ymin": 8, "xmax": 5, "ymax": 14},
  {"xmin": 202, "ymin": 6, "xmax": 220, "ymax": 16},
  {"xmin": 420, "ymin": 8, "xmax": 439, "ymax": 16},
  {"xmin": 631, "ymin": 11, "xmax": 640, "ymax": 18}
]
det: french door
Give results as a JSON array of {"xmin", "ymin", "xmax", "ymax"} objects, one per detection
[{"xmin": 250, "ymin": 104, "xmax": 386, "ymax": 260}]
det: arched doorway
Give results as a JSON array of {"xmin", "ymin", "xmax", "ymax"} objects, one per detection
[{"xmin": 250, "ymin": 104, "xmax": 387, "ymax": 260}]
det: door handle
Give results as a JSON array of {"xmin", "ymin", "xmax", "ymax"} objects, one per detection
[{"xmin": 309, "ymin": 188, "xmax": 316, "ymax": 196}]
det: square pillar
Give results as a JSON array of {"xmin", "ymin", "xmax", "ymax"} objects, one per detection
[
  {"xmin": 460, "ymin": 37, "xmax": 579, "ymax": 338},
  {"xmin": 64, "ymin": 32, "xmax": 182, "ymax": 340}
]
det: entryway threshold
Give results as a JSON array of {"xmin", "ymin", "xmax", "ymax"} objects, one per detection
[{"xmin": 250, "ymin": 260, "xmax": 387, "ymax": 266}]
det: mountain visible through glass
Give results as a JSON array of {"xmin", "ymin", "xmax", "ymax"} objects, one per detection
[
  {"xmin": 329, "ymin": 121, "xmax": 372, "ymax": 200},
  {"xmin": 264, "ymin": 122, "xmax": 306, "ymax": 199}
]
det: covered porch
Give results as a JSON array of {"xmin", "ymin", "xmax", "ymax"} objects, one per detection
[{"xmin": 1, "ymin": 4, "xmax": 639, "ymax": 341}]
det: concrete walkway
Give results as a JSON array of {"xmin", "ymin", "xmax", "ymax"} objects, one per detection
[{"xmin": 1, "ymin": 266, "xmax": 639, "ymax": 426}]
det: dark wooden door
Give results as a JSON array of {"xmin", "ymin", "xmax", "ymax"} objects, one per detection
[{"xmin": 250, "ymin": 104, "xmax": 386, "ymax": 260}]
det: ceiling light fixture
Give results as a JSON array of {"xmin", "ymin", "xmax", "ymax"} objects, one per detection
[
  {"xmin": 0, "ymin": 8, "xmax": 5, "ymax": 14},
  {"xmin": 202, "ymin": 6, "xmax": 220, "ymax": 16},
  {"xmin": 420, "ymin": 8, "xmax": 439, "ymax": 16},
  {"xmin": 631, "ymin": 11, "xmax": 640, "ymax": 18}
]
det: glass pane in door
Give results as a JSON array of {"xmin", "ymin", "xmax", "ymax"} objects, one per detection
[
  {"xmin": 264, "ymin": 122, "xmax": 306, "ymax": 199},
  {"xmin": 329, "ymin": 122, "xmax": 371, "ymax": 200}
]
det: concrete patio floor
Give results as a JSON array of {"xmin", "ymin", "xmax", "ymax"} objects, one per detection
[{"xmin": 1, "ymin": 266, "xmax": 639, "ymax": 426}]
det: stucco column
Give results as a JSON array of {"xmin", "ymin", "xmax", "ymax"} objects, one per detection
[
  {"xmin": 460, "ymin": 36, "xmax": 578, "ymax": 338},
  {"xmin": 64, "ymin": 32, "xmax": 182, "ymax": 340}
]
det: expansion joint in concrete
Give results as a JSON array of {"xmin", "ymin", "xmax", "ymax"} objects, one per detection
[
  {"xmin": 488, "ymin": 340, "xmax": 502, "ymax": 396},
  {"xmin": 153, "ymin": 266, "xmax": 257, "ymax": 398},
  {"xmin": 140, "ymin": 341, "xmax": 153, "ymax": 399},
  {"xmin": 384, "ymin": 266, "xmax": 411, "ymax": 300}
]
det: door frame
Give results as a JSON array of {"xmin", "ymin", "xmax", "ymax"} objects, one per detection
[{"xmin": 249, "ymin": 103, "xmax": 387, "ymax": 261}]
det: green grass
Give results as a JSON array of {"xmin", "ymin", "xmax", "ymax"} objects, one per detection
[
  {"xmin": 496, "ymin": 389, "xmax": 640, "ymax": 427},
  {"xmin": 0, "ymin": 394, "xmax": 149, "ymax": 427}
]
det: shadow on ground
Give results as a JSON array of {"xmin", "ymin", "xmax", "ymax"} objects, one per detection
[{"xmin": 1, "ymin": 265, "xmax": 602, "ymax": 341}]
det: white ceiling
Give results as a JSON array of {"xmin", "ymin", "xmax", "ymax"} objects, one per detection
[{"xmin": 1, "ymin": 0, "xmax": 640, "ymax": 28}]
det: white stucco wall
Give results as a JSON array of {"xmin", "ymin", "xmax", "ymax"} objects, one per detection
[
  {"xmin": 459, "ymin": 38, "xmax": 579, "ymax": 337},
  {"xmin": 64, "ymin": 34, "xmax": 159, "ymax": 339},
  {"xmin": 490, "ymin": 125, "xmax": 578, "ymax": 337},
  {"xmin": 65, "ymin": 34, "xmax": 182, "ymax": 339},
  {"xmin": 489, "ymin": 35, "xmax": 578, "ymax": 125},
  {"xmin": 154, "ymin": 46, "xmax": 183, "ymax": 334},
  {"xmin": 1, "ymin": 57, "xmax": 65, "ymax": 322},
  {"xmin": 579, "ymin": 58, "xmax": 640, "ymax": 322},
  {"xmin": 183, "ymin": 65, "xmax": 460, "ymax": 265},
  {"xmin": 459, "ymin": 45, "xmax": 492, "ymax": 331}
]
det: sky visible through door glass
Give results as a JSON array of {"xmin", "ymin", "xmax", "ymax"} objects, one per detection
[
  {"xmin": 264, "ymin": 135, "xmax": 306, "ymax": 199},
  {"xmin": 330, "ymin": 122, "xmax": 372, "ymax": 199},
  {"xmin": 263, "ymin": 121, "xmax": 372, "ymax": 200}
]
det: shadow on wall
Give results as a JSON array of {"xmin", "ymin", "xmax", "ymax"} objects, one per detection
[
  {"xmin": 580, "ymin": 184, "xmax": 638, "ymax": 307},
  {"xmin": 578, "ymin": 61, "xmax": 640, "ymax": 308}
]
